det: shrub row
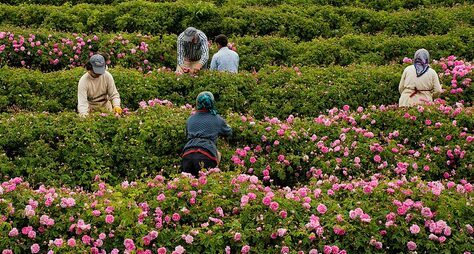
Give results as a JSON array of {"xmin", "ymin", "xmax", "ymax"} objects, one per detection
[
  {"xmin": 2, "ymin": 0, "xmax": 473, "ymax": 11},
  {"xmin": 1, "ymin": 27, "xmax": 474, "ymax": 72},
  {"xmin": 0, "ymin": 102, "xmax": 472, "ymax": 188},
  {"xmin": 0, "ymin": 2, "xmax": 473, "ymax": 39},
  {"xmin": 1, "ymin": 59, "xmax": 472, "ymax": 116},
  {"xmin": 0, "ymin": 173, "xmax": 473, "ymax": 253},
  {"xmin": 224, "ymin": 0, "xmax": 474, "ymax": 10}
]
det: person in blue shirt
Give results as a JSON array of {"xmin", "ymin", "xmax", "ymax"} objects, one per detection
[
  {"xmin": 181, "ymin": 91, "xmax": 232, "ymax": 176},
  {"xmin": 210, "ymin": 34, "xmax": 239, "ymax": 73}
]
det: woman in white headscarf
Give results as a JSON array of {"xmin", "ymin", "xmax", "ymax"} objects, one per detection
[{"xmin": 398, "ymin": 49, "xmax": 443, "ymax": 107}]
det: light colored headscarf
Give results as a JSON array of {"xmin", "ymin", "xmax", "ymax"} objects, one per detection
[
  {"xmin": 414, "ymin": 49, "xmax": 430, "ymax": 77},
  {"xmin": 196, "ymin": 91, "xmax": 217, "ymax": 115}
]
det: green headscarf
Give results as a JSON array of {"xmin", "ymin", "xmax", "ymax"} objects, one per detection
[{"xmin": 196, "ymin": 91, "xmax": 217, "ymax": 115}]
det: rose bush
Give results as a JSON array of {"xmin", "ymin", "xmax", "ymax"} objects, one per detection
[
  {"xmin": 0, "ymin": 170, "xmax": 472, "ymax": 253},
  {"xmin": 1, "ymin": 27, "xmax": 474, "ymax": 71},
  {"xmin": 0, "ymin": 0, "xmax": 469, "ymax": 10},
  {"xmin": 0, "ymin": 56, "xmax": 472, "ymax": 115},
  {"xmin": 0, "ymin": 99, "xmax": 472, "ymax": 188},
  {"xmin": 0, "ymin": 3, "xmax": 473, "ymax": 39}
]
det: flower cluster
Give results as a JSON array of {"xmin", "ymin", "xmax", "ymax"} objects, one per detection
[
  {"xmin": 0, "ymin": 170, "xmax": 472, "ymax": 253},
  {"xmin": 0, "ymin": 31, "xmax": 154, "ymax": 72}
]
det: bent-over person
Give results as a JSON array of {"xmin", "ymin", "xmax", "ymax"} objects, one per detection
[
  {"xmin": 181, "ymin": 91, "xmax": 232, "ymax": 176},
  {"xmin": 77, "ymin": 54, "xmax": 122, "ymax": 116}
]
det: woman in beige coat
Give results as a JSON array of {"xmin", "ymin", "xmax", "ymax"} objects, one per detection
[{"xmin": 399, "ymin": 49, "xmax": 442, "ymax": 107}]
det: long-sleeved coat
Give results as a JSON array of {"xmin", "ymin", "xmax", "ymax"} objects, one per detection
[{"xmin": 399, "ymin": 65, "xmax": 442, "ymax": 107}]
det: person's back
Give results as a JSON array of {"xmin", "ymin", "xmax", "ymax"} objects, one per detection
[
  {"xmin": 183, "ymin": 111, "xmax": 231, "ymax": 159},
  {"xmin": 399, "ymin": 49, "xmax": 442, "ymax": 107},
  {"xmin": 181, "ymin": 91, "xmax": 232, "ymax": 176},
  {"xmin": 211, "ymin": 47, "xmax": 239, "ymax": 73},
  {"xmin": 210, "ymin": 34, "xmax": 239, "ymax": 73}
]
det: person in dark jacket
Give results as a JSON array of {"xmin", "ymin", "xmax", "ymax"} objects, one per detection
[{"xmin": 181, "ymin": 91, "xmax": 232, "ymax": 176}]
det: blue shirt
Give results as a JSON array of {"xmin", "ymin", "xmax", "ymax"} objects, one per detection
[
  {"xmin": 183, "ymin": 111, "xmax": 232, "ymax": 158},
  {"xmin": 210, "ymin": 47, "xmax": 239, "ymax": 73}
]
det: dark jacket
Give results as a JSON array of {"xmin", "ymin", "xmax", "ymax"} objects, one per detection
[{"xmin": 183, "ymin": 110, "xmax": 232, "ymax": 159}]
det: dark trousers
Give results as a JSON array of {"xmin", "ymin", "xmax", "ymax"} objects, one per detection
[{"xmin": 181, "ymin": 152, "xmax": 217, "ymax": 177}]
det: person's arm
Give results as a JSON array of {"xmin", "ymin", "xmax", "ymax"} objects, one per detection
[
  {"xmin": 236, "ymin": 53, "xmax": 240, "ymax": 73},
  {"xmin": 399, "ymin": 68, "xmax": 408, "ymax": 94},
  {"xmin": 197, "ymin": 32, "xmax": 209, "ymax": 69},
  {"xmin": 177, "ymin": 34, "xmax": 185, "ymax": 67},
  {"xmin": 210, "ymin": 54, "xmax": 218, "ymax": 71},
  {"xmin": 218, "ymin": 116, "xmax": 232, "ymax": 137},
  {"xmin": 77, "ymin": 77, "xmax": 89, "ymax": 116},
  {"xmin": 106, "ymin": 72, "xmax": 121, "ymax": 107},
  {"xmin": 432, "ymin": 70, "xmax": 442, "ymax": 95}
]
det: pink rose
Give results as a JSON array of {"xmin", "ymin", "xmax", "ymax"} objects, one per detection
[
  {"xmin": 105, "ymin": 215, "xmax": 114, "ymax": 224},
  {"xmin": 407, "ymin": 241, "xmax": 417, "ymax": 251},
  {"xmin": 172, "ymin": 213, "xmax": 181, "ymax": 222},
  {"xmin": 157, "ymin": 193, "xmax": 166, "ymax": 201},
  {"xmin": 241, "ymin": 245, "xmax": 250, "ymax": 253},
  {"xmin": 124, "ymin": 239, "xmax": 135, "ymax": 251},
  {"xmin": 262, "ymin": 196, "xmax": 272, "ymax": 206},
  {"xmin": 410, "ymin": 224, "xmax": 420, "ymax": 234},
  {"xmin": 53, "ymin": 238, "xmax": 63, "ymax": 247},
  {"xmin": 269, "ymin": 201, "xmax": 279, "ymax": 211},
  {"xmin": 8, "ymin": 228, "xmax": 18, "ymax": 237},
  {"xmin": 317, "ymin": 204, "xmax": 327, "ymax": 214},
  {"xmin": 67, "ymin": 238, "xmax": 76, "ymax": 247},
  {"xmin": 234, "ymin": 232, "xmax": 241, "ymax": 241},
  {"xmin": 30, "ymin": 244, "xmax": 40, "ymax": 253}
]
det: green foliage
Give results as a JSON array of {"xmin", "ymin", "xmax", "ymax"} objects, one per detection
[
  {"xmin": 1, "ymin": 61, "xmax": 472, "ymax": 116},
  {"xmin": 0, "ymin": 104, "xmax": 472, "ymax": 188},
  {"xmin": 1, "ymin": 26, "xmax": 473, "ymax": 72},
  {"xmin": 0, "ymin": 172, "xmax": 472, "ymax": 253},
  {"xmin": 0, "ymin": 3, "xmax": 473, "ymax": 40}
]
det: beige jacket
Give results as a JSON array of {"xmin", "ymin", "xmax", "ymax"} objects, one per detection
[
  {"xmin": 77, "ymin": 71, "xmax": 121, "ymax": 115},
  {"xmin": 398, "ymin": 65, "xmax": 442, "ymax": 107}
]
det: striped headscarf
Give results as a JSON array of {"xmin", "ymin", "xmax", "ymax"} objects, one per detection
[
  {"xmin": 196, "ymin": 91, "xmax": 217, "ymax": 115},
  {"xmin": 414, "ymin": 49, "xmax": 430, "ymax": 77}
]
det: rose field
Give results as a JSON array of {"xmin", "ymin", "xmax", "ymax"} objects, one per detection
[{"xmin": 0, "ymin": 0, "xmax": 473, "ymax": 253}]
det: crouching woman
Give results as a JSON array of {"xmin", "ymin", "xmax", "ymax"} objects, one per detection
[{"xmin": 181, "ymin": 91, "xmax": 232, "ymax": 176}]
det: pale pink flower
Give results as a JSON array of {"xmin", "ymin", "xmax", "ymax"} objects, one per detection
[
  {"xmin": 184, "ymin": 234, "xmax": 193, "ymax": 244},
  {"xmin": 234, "ymin": 232, "xmax": 241, "ymax": 241},
  {"xmin": 124, "ymin": 239, "xmax": 135, "ymax": 251},
  {"xmin": 157, "ymin": 193, "xmax": 166, "ymax": 201},
  {"xmin": 67, "ymin": 238, "xmax": 76, "ymax": 247},
  {"xmin": 173, "ymin": 245, "xmax": 185, "ymax": 254},
  {"xmin": 8, "ymin": 228, "xmax": 18, "ymax": 237},
  {"xmin": 30, "ymin": 244, "xmax": 40, "ymax": 253},
  {"xmin": 277, "ymin": 228, "xmax": 287, "ymax": 237},
  {"xmin": 407, "ymin": 241, "xmax": 417, "ymax": 251},
  {"xmin": 360, "ymin": 213, "xmax": 371, "ymax": 223},
  {"xmin": 28, "ymin": 230, "xmax": 36, "ymax": 239},
  {"xmin": 410, "ymin": 224, "xmax": 420, "ymax": 234},
  {"xmin": 241, "ymin": 245, "xmax": 250, "ymax": 253}
]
